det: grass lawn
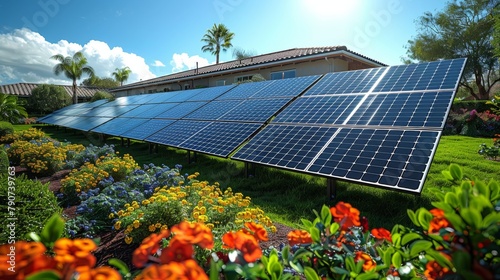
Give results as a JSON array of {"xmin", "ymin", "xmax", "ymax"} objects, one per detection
[{"xmin": 23, "ymin": 125, "xmax": 500, "ymax": 230}]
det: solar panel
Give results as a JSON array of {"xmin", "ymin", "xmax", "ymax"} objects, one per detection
[
  {"xmin": 183, "ymin": 100, "xmax": 244, "ymax": 120},
  {"xmin": 120, "ymin": 119, "xmax": 174, "ymax": 140},
  {"xmin": 62, "ymin": 116, "xmax": 113, "ymax": 131},
  {"xmin": 38, "ymin": 115, "xmax": 76, "ymax": 126},
  {"xmin": 216, "ymin": 81, "xmax": 273, "ymax": 100},
  {"xmin": 180, "ymin": 122, "xmax": 262, "ymax": 157},
  {"xmin": 187, "ymin": 85, "xmax": 235, "ymax": 101},
  {"xmin": 121, "ymin": 103, "xmax": 179, "ymax": 118},
  {"xmin": 273, "ymin": 95, "xmax": 364, "ymax": 125},
  {"xmin": 163, "ymin": 88, "xmax": 205, "ymax": 102},
  {"xmin": 155, "ymin": 102, "xmax": 206, "ymax": 119},
  {"xmin": 82, "ymin": 105, "xmax": 138, "ymax": 117},
  {"xmin": 91, "ymin": 117, "xmax": 148, "ymax": 135},
  {"xmin": 232, "ymin": 125, "xmax": 339, "ymax": 170},
  {"xmin": 219, "ymin": 98, "xmax": 292, "ymax": 122},
  {"xmin": 346, "ymin": 91, "xmax": 454, "ymax": 128},
  {"xmin": 305, "ymin": 67, "xmax": 385, "ymax": 96},
  {"xmin": 249, "ymin": 75, "xmax": 321, "ymax": 98},
  {"xmin": 146, "ymin": 120, "xmax": 211, "ymax": 147}
]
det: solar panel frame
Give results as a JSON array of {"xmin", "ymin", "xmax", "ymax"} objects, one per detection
[
  {"xmin": 183, "ymin": 100, "xmax": 244, "ymax": 121},
  {"xmin": 219, "ymin": 98, "xmax": 292, "ymax": 122}
]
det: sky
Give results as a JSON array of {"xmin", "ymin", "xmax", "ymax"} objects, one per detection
[{"xmin": 0, "ymin": 0, "xmax": 448, "ymax": 86}]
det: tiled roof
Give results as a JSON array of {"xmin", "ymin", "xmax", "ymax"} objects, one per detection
[
  {"xmin": 112, "ymin": 46, "xmax": 386, "ymax": 91},
  {"xmin": 0, "ymin": 83, "xmax": 104, "ymax": 98}
]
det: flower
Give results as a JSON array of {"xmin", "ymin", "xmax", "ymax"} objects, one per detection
[
  {"xmin": 171, "ymin": 221, "xmax": 214, "ymax": 249},
  {"xmin": 243, "ymin": 222, "xmax": 269, "ymax": 242},
  {"xmin": 354, "ymin": 251, "xmax": 376, "ymax": 272},
  {"xmin": 429, "ymin": 208, "xmax": 451, "ymax": 234},
  {"xmin": 136, "ymin": 260, "xmax": 208, "ymax": 280},
  {"xmin": 371, "ymin": 228, "xmax": 392, "ymax": 243},
  {"xmin": 287, "ymin": 229, "xmax": 313, "ymax": 246},
  {"xmin": 424, "ymin": 260, "xmax": 451, "ymax": 280},
  {"xmin": 53, "ymin": 238, "xmax": 97, "ymax": 271},
  {"xmin": 78, "ymin": 266, "xmax": 122, "ymax": 280},
  {"xmin": 330, "ymin": 202, "xmax": 361, "ymax": 231},
  {"xmin": 159, "ymin": 238, "xmax": 194, "ymax": 264},
  {"xmin": 133, "ymin": 229, "xmax": 170, "ymax": 268},
  {"xmin": 222, "ymin": 231, "xmax": 262, "ymax": 263}
]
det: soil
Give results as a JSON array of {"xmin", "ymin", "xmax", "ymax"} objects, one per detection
[{"xmin": 36, "ymin": 169, "xmax": 295, "ymax": 269}]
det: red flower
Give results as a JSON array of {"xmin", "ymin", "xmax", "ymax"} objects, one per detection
[
  {"xmin": 354, "ymin": 251, "xmax": 376, "ymax": 272},
  {"xmin": 159, "ymin": 238, "xmax": 195, "ymax": 264},
  {"xmin": 287, "ymin": 229, "xmax": 313, "ymax": 246},
  {"xmin": 371, "ymin": 228, "xmax": 392, "ymax": 243},
  {"xmin": 222, "ymin": 231, "xmax": 262, "ymax": 263},
  {"xmin": 243, "ymin": 222, "xmax": 269, "ymax": 242},
  {"xmin": 360, "ymin": 216, "xmax": 369, "ymax": 233},
  {"xmin": 428, "ymin": 209, "xmax": 451, "ymax": 234},
  {"xmin": 330, "ymin": 202, "xmax": 361, "ymax": 231},
  {"xmin": 424, "ymin": 260, "xmax": 451, "ymax": 280},
  {"xmin": 171, "ymin": 221, "xmax": 214, "ymax": 249},
  {"xmin": 133, "ymin": 229, "xmax": 170, "ymax": 268}
]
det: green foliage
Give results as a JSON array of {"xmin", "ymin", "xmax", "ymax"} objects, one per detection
[
  {"xmin": 90, "ymin": 91, "xmax": 115, "ymax": 102},
  {"xmin": 478, "ymin": 135, "xmax": 500, "ymax": 160},
  {"xmin": 0, "ymin": 174, "xmax": 62, "ymax": 244},
  {"xmin": 201, "ymin": 23, "xmax": 235, "ymax": 64},
  {"xmin": 82, "ymin": 76, "xmax": 120, "ymax": 88},
  {"xmin": 0, "ymin": 121, "xmax": 14, "ymax": 137},
  {"xmin": 112, "ymin": 67, "xmax": 132, "ymax": 86},
  {"xmin": 0, "ymin": 147, "xmax": 8, "ymax": 175},
  {"xmin": 28, "ymin": 84, "xmax": 71, "ymax": 114},
  {"xmin": 0, "ymin": 93, "xmax": 28, "ymax": 123},
  {"xmin": 406, "ymin": 0, "xmax": 499, "ymax": 100},
  {"xmin": 486, "ymin": 94, "xmax": 500, "ymax": 114}
]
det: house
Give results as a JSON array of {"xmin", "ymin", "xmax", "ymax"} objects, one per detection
[
  {"xmin": 110, "ymin": 46, "xmax": 386, "ymax": 97},
  {"xmin": 0, "ymin": 83, "xmax": 103, "ymax": 102}
]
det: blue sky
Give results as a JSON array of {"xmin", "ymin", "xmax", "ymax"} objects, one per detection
[{"xmin": 0, "ymin": 0, "xmax": 447, "ymax": 85}]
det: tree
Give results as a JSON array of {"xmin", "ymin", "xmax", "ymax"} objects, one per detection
[
  {"xmin": 91, "ymin": 91, "xmax": 115, "ymax": 102},
  {"xmin": 201, "ymin": 23, "xmax": 235, "ymax": 64},
  {"xmin": 233, "ymin": 47, "xmax": 256, "ymax": 60},
  {"xmin": 112, "ymin": 67, "xmax": 132, "ymax": 86},
  {"xmin": 494, "ymin": 6, "xmax": 500, "ymax": 57},
  {"xmin": 82, "ymin": 76, "xmax": 120, "ymax": 88},
  {"xmin": 406, "ymin": 0, "xmax": 499, "ymax": 100},
  {"xmin": 0, "ymin": 93, "xmax": 28, "ymax": 123},
  {"xmin": 51, "ymin": 51, "xmax": 95, "ymax": 104},
  {"xmin": 28, "ymin": 84, "xmax": 70, "ymax": 115}
]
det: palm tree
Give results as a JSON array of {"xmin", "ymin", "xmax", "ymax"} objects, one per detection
[
  {"xmin": 51, "ymin": 51, "xmax": 95, "ymax": 104},
  {"xmin": 0, "ymin": 93, "xmax": 28, "ymax": 123},
  {"xmin": 201, "ymin": 23, "xmax": 235, "ymax": 64},
  {"xmin": 112, "ymin": 67, "xmax": 132, "ymax": 86}
]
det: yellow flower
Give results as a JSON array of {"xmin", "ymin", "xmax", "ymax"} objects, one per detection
[
  {"xmin": 125, "ymin": 236, "xmax": 133, "ymax": 244},
  {"xmin": 133, "ymin": 220, "xmax": 140, "ymax": 228},
  {"xmin": 155, "ymin": 223, "xmax": 162, "ymax": 228},
  {"xmin": 142, "ymin": 200, "xmax": 150, "ymax": 206},
  {"xmin": 114, "ymin": 221, "xmax": 121, "ymax": 230},
  {"xmin": 148, "ymin": 224, "xmax": 156, "ymax": 232},
  {"xmin": 108, "ymin": 213, "xmax": 115, "ymax": 219}
]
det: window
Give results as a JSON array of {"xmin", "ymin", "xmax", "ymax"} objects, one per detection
[
  {"xmin": 271, "ymin": 69, "xmax": 296, "ymax": 80},
  {"xmin": 234, "ymin": 75, "xmax": 253, "ymax": 83},
  {"xmin": 216, "ymin": 80, "xmax": 226, "ymax": 86}
]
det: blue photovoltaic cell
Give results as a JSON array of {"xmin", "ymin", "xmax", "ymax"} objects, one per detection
[
  {"xmin": 187, "ymin": 85, "xmax": 235, "ymax": 101},
  {"xmin": 307, "ymin": 128, "xmax": 440, "ymax": 192},
  {"xmin": 249, "ymin": 75, "xmax": 320, "ymax": 98},
  {"xmin": 120, "ymin": 119, "xmax": 174, "ymax": 140},
  {"xmin": 82, "ymin": 105, "xmax": 138, "ymax": 117},
  {"xmin": 347, "ymin": 91, "xmax": 454, "ymax": 128},
  {"xmin": 180, "ymin": 122, "xmax": 262, "ymax": 157},
  {"xmin": 146, "ymin": 92, "xmax": 179, "ymax": 103},
  {"xmin": 146, "ymin": 120, "xmax": 211, "ymax": 147},
  {"xmin": 273, "ymin": 95, "xmax": 363, "ymax": 125},
  {"xmin": 100, "ymin": 96, "xmax": 137, "ymax": 106},
  {"xmin": 216, "ymin": 81, "xmax": 273, "ymax": 100},
  {"xmin": 121, "ymin": 103, "xmax": 179, "ymax": 118},
  {"xmin": 305, "ymin": 67, "xmax": 384, "ymax": 96},
  {"xmin": 220, "ymin": 98, "xmax": 291, "ymax": 122},
  {"xmin": 163, "ymin": 88, "xmax": 206, "ymax": 102},
  {"xmin": 373, "ymin": 58, "xmax": 466, "ymax": 92},
  {"xmin": 62, "ymin": 117, "xmax": 113, "ymax": 131},
  {"xmin": 184, "ymin": 100, "xmax": 244, "ymax": 120},
  {"xmin": 91, "ymin": 117, "xmax": 148, "ymax": 135},
  {"xmin": 39, "ymin": 115, "xmax": 76, "ymax": 126},
  {"xmin": 232, "ymin": 125, "xmax": 338, "ymax": 170},
  {"xmin": 155, "ymin": 102, "xmax": 206, "ymax": 119}
]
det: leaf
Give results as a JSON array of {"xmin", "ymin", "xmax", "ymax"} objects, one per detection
[
  {"xmin": 407, "ymin": 209, "xmax": 420, "ymax": 227},
  {"xmin": 426, "ymin": 251, "xmax": 453, "ymax": 269},
  {"xmin": 475, "ymin": 180, "xmax": 490, "ymax": 198},
  {"xmin": 320, "ymin": 205, "xmax": 332, "ymax": 227},
  {"xmin": 452, "ymin": 251, "xmax": 471, "ymax": 273},
  {"xmin": 356, "ymin": 272, "xmax": 380, "ymax": 280},
  {"xmin": 409, "ymin": 240, "xmax": 433, "ymax": 257},
  {"xmin": 266, "ymin": 251, "xmax": 282, "ymax": 280},
  {"xmin": 489, "ymin": 180, "xmax": 500, "ymax": 201},
  {"xmin": 40, "ymin": 213, "xmax": 65, "ymax": 245},
  {"xmin": 281, "ymin": 245, "xmax": 290, "ymax": 266},
  {"xmin": 391, "ymin": 251, "xmax": 402, "ymax": 268},
  {"xmin": 441, "ymin": 170, "xmax": 454, "ymax": 181},
  {"xmin": 444, "ymin": 192, "xmax": 460, "ymax": 208},
  {"xmin": 460, "ymin": 208, "xmax": 482, "ymax": 229},
  {"xmin": 416, "ymin": 208, "xmax": 433, "ymax": 230},
  {"xmin": 28, "ymin": 232, "xmax": 41, "ymax": 242},
  {"xmin": 481, "ymin": 212, "xmax": 500, "ymax": 228},
  {"xmin": 329, "ymin": 222, "xmax": 340, "ymax": 235},
  {"xmin": 309, "ymin": 227, "xmax": 320, "ymax": 243},
  {"xmin": 108, "ymin": 258, "xmax": 130, "ymax": 275},
  {"xmin": 449, "ymin": 164, "xmax": 463, "ymax": 181},
  {"xmin": 301, "ymin": 218, "xmax": 313, "ymax": 229},
  {"xmin": 303, "ymin": 266, "xmax": 321, "ymax": 280},
  {"xmin": 401, "ymin": 233, "xmax": 422, "ymax": 245},
  {"xmin": 210, "ymin": 259, "xmax": 220, "ymax": 280},
  {"xmin": 26, "ymin": 270, "xmax": 61, "ymax": 280},
  {"xmin": 345, "ymin": 256, "xmax": 356, "ymax": 272}
]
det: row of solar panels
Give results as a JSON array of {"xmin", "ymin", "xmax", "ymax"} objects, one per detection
[{"xmin": 39, "ymin": 58, "xmax": 467, "ymax": 193}]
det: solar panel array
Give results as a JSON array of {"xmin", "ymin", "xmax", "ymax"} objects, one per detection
[{"xmin": 39, "ymin": 58, "xmax": 466, "ymax": 193}]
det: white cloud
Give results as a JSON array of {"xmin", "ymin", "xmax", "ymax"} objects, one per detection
[
  {"xmin": 151, "ymin": 60, "xmax": 165, "ymax": 67},
  {"xmin": 0, "ymin": 28, "xmax": 156, "ymax": 86},
  {"xmin": 170, "ymin": 53, "xmax": 209, "ymax": 73}
]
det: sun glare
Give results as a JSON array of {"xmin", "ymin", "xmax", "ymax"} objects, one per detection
[{"xmin": 305, "ymin": 0, "xmax": 359, "ymax": 18}]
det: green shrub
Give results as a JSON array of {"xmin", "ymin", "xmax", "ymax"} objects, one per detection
[
  {"xmin": 0, "ymin": 174, "xmax": 62, "ymax": 243},
  {"xmin": 90, "ymin": 91, "xmax": 114, "ymax": 102},
  {"xmin": 0, "ymin": 148, "xmax": 8, "ymax": 175},
  {"xmin": 0, "ymin": 121, "xmax": 14, "ymax": 137},
  {"xmin": 451, "ymin": 99, "xmax": 491, "ymax": 113},
  {"xmin": 27, "ymin": 84, "xmax": 71, "ymax": 115}
]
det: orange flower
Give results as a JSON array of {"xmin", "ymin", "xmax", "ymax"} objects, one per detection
[
  {"xmin": 354, "ymin": 251, "xmax": 376, "ymax": 272},
  {"xmin": 371, "ymin": 228, "xmax": 392, "ymax": 243},
  {"xmin": 171, "ymin": 221, "xmax": 214, "ymax": 249},
  {"xmin": 0, "ymin": 242, "xmax": 56, "ymax": 279},
  {"xmin": 424, "ymin": 260, "xmax": 451, "ymax": 280},
  {"xmin": 429, "ymin": 209, "xmax": 451, "ymax": 234},
  {"xmin": 133, "ymin": 229, "xmax": 170, "ymax": 268},
  {"xmin": 222, "ymin": 231, "xmax": 262, "ymax": 263},
  {"xmin": 159, "ymin": 238, "xmax": 194, "ymax": 264},
  {"xmin": 136, "ymin": 260, "xmax": 208, "ymax": 280},
  {"xmin": 243, "ymin": 222, "xmax": 269, "ymax": 242},
  {"xmin": 53, "ymin": 238, "xmax": 97, "ymax": 272},
  {"xmin": 287, "ymin": 229, "xmax": 313, "ymax": 246},
  {"xmin": 78, "ymin": 266, "xmax": 122, "ymax": 280},
  {"xmin": 330, "ymin": 202, "xmax": 361, "ymax": 231}
]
